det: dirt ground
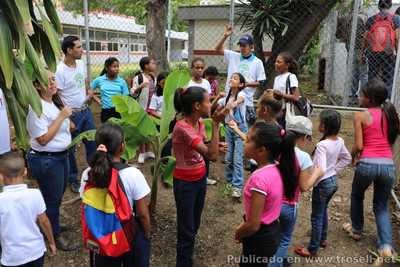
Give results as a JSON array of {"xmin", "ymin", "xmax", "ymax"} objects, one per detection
[{"xmin": 43, "ymin": 87, "xmax": 400, "ymax": 267}]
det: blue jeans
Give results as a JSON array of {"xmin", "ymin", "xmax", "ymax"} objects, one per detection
[
  {"xmin": 351, "ymin": 161, "xmax": 395, "ymax": 251},
  {"xmin": 133, "ymin": 221, "xmax": 151, "ymax": 267},
  {"xmin": 69, "ymin": 108, "xmax": 96, "ymax": 184},
  {"xmin": 308, "ymin": 176, "xmax": 338, "ymax": 253},
  {"xmin": 224, "ymin": 126, "xmax": 246, "ymax": 190},
  {"xmin": 27, "ymin": 151, "xmax": 69, "ymax": 237},
  {"xmin": 173, "ymin": 177, "xmax": 207, "ymax": 267},
  {"xmin": 269, "ymin": 203, "xmax": 297, "ymax": 267}
]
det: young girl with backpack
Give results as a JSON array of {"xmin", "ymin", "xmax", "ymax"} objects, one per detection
[
  {"xmin": 214, "ymin": 72, "xmax": 247, "ymax": 198},
  {"xmin": 172, "ymin": 87, "xmax": 224, "ymax": 267},
  {"xmin": 131, "ymin": 57, "xmax": 157, "ymax": 163},
  {"xmin": 91, "ymin": 57, "xmax": 129, "ymax": 123},
  {"xmin": 234, "ymin": 122, "xmax": 290, "ymax": 266},
  {"xmin": 343, "ymin": 79, "xmax": 399, "ymax": 259},
  {"xmin": 295, "ymin": 110, "xmax": 351, "ymax": 257},
  {"xmin": 148, "ymin": 72, "xmax": 168, "ymax": 119},
  {"xmin": 80, "ymin": 123, "xmax": 151, "ymax": 267}
]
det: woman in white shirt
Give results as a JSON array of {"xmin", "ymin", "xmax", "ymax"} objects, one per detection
[{"xmin": 26, "ymin": 71, "xmax": 75, "ymax": 251}]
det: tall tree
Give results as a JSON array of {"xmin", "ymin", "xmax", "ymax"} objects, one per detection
[{"xmin": 237, "ymin": 0, "xmax": 339, "ymax": 88}]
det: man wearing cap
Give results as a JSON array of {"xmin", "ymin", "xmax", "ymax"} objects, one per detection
[{"xmin": 215, "ymin": 25, "xmax": 266, "ymax": 128}]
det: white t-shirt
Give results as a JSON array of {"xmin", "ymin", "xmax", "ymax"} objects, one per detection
[
  {"xmin": 187, "ymin": 79, "xmax": 211, "ymax": 95},
  {"xmin": 224, "ymin": 50, "xmax": 266, "ymax": 107},
  {"xmin": 0, "ymin": 88, "xmax": 11, "ymax": 154},
  {"xmin": 27, "ymin": 100, "xmax": 71, "ymax": 152},
  {"xmin": 55, "ymin": 60, "xmax": 87, "ymax": 108},
  {"xmin": 80, "ymin": 166, "xmax": 151, "ymax": 208},
  {"xmin": 273, "ymin": 72, "xmax": 299, "ymax": 94},
  {"xmin": 295, "ymin": 147, "xmax": 313, "ymax": 171},
  {"xmin": 0, "ymin": 184, "xmax": 46, "ymax": 266},
  {"xmin": 217, "ymin": 91, "xmax": 246, "ymax": 124},
  {"xmin": 149, "ymin": 95, "xmax": 163, "ymax": 114}
]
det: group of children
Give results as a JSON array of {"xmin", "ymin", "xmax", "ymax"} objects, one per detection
[{"xmin": 0, "ymin": 43, "xmax": 399, "ymax": 267}]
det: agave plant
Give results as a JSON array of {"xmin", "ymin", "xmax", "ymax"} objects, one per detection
[
  {"xmin": 0, "ymin": 0, "xmax": 63, "ymax": 150},
  {"xmin": 70, "ymin": 68, "xmax": 192, "ymax": 212}
]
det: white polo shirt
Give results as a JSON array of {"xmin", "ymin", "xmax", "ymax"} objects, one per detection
[
  {"xmin": 55, "ymin": 60, "xmax": 87, "ymax": 108},
  {"xmin": 0, "ymin": 88, "xmax": 11, "ymax": 154},
  {"xmin": 0, "ymin": 184, "xmax": 46, "ymax": 266},
  {"xmin": 187, "ymin": 79, "xmax": 212, "ymax": 95},
  {"xmin": 224, "ymin": 50, "xmax": 266, "ymax": 107},
  {"xmin": 27, "ymin": 99, "xmax": 71, "ymax": 152}
]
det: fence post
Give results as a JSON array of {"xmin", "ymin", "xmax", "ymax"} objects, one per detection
[
  {"xmin": 167, "ymin": 0, "xmax": 172, "ymax": 63},
  {"xmin": 229, "ymin": 0, "xmax": 234, "ymax": 50},
  {"xmin": 83, "ymin": 0, "xmax": 91, "ymax": 81},
  {"xmin": 326, "ymin": 10, "xmax": 338, "ymax": 97},
  {"xmin": 342, "ymin": 0, "xmax": 361, "ymax": 106}
]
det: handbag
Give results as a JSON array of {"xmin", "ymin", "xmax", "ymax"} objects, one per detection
[{"xmin": 285, "ymin": 74, "xmax": 313, "ymax": 117}]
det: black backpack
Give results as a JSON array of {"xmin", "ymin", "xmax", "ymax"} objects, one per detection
[
  {"xmin": 286, "ymin": 74, "xmax": 313, "ymax": 117},
  {"xmin": 131, "ymin": 72, "xmax": 155, "ymax": 100}
]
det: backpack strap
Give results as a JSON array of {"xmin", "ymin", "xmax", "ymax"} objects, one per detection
[
  {"xmin": 285, "ymin": 74, "xmax": 292, "ymax": 95},
  {"xmin": 112, "ymin": 162, "xmax": 138, "ymax": 215}
]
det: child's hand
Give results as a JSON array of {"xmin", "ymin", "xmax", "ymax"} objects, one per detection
[
  {"xmin": 273, "ymin": 90, "xmax": 283, "ymax": 99},
  {"xmin": 217, "ymin": 92, "xmax": 226, "ymax": 99},
  {"xmin": 227, "ymin": 120, "xmax": 238, "ymax": 131},
  {"xmin": 224, "ymin": 25, "xmax": 233, "ymax": 37},
  {"xmin": 212, "ymin": 106, "xmax": 226, "ymax": 124},
  {"xmin": 49, "ymin": 243, "xmax": 57, "ymax": 256},
  {"xmin": 218, "ymin": 142, "xmax": 228, "ymax": 153}
]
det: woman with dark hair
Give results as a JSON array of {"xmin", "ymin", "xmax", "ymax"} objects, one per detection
[
  {"xmin": 344, "ymin": 79, "xmax": 400, "ymax": 259},
  {"xmin": 172, "ymin": 86, "xmax": 224, "ymax": 266},
  {"xmin": 26, "ymin": 71, "xmax": 75, "ymax": 251},
  {"xmin": 91, "ymin": 57, "xmax": 129, "ymax": 123}
]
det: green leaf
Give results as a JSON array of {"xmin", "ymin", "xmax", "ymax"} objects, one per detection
[
  {"xmin": 0, "ymin": 12, "xmax": 14, "ymax": 89},
  {"xmin": 112, "ymin": 95, "xmax": 158, "ymax": 138},
  {"xmin": 149, "ymin": 115, "xmax": 161, "ymax": 126},
  {"xmin": 68, "ymin": 130, "xmax": 96, "ymax": 149},
  {"xmin": 15, "ymin": 0, "xmax": 34, "ymax": 35},
  {"xmin": 108, "ymin": 118, "xmax": 149, "ymax": 161},
  {"xmin": 159, "ymin": 156, "xmax": 176, "ymax": 187},
  {"xmin": 160, "ymin": 69, "xmax": 191, "ymax": 142},
  {"xmin": 37, "ymin": 4, "xmax": 62, "ymax": 59},
  {"xmin": 203, "ymin": 118, "xmax": 225, "ymax": 141}
]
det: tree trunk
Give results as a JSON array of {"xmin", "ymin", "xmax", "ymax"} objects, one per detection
[
  {"xmin": 252, "ymin": 29, "xmax": 266, "ymax": 99},
  {"xmin": 146, "ymin": 0, "xmax": 169, "ymax": 72},
  {"xmin": 264, "ymin": 0, "xmax": 338, "ymax": 87}
]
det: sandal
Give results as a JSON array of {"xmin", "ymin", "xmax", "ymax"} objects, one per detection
[
  {"xmin": 294, "ymin": 247, "xmax": 316, "ymax": 258},
  {"xmin": 342, "ymin": 222, "xmax": 362, "ymax": 241},
  {"xmin": 320, "ymin": 240, "xmax": 328, "ymax": 249}
]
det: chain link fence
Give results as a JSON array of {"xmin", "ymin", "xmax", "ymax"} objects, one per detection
[{"xmin": 57, "ymin": 6, "xmax": 188, "ymax": 83}]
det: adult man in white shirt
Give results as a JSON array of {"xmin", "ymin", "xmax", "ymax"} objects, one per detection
[
  {"xmin": 0, "ymin": 88, "xmax": 11, "ymax": 155},
  {"xmin": 55, "ymin": 36, "xmax": 96, "ymax": 193},
  {"xmin": 215, "ymin": 26, "xmax": 266, "ymax": 128}
]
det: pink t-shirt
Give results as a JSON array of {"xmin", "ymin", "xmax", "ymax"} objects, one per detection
[
  {"xmin": 243, "ymin": 164, "xmax": 283, "ymax": 225},
  {"xmin": 172, "ymin": 119, "xmax": 206, "ymax": 181},
  {"xmin": 361, "ymin": 108, "xmax": 393, "ymax": 159}
]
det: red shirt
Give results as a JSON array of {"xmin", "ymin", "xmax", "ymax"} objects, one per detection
[{"xmin": 172, "ymin": 119, "xmax": 206, "ymax": 181}]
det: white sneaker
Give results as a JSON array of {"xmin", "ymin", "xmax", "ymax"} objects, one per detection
[
  {"xmin": 207, "ymin": 178, "xmax": 217, "ymax": 185},
  {"xmin": 231, "ymin": 188, "xmax": 242, "ymax": 198},
  {"xmin": 138, "ymin": 153, "xmax": 146, "ymax": 164},
  {"xmin": 146, "ymin": 152, "xmax": 155, "ymax": 160}
]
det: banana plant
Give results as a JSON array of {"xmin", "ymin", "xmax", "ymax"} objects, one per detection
[
  {"xmin": 71, "ymin": 68, "xmax": 191, "ymax": 212},
  {"xmin": 0, "ymin": 0, "xmax": 63, "ymax": 150}
]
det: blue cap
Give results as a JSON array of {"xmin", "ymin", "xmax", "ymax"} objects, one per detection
[{"xmin": 237, "ymin": 34, "xmax": 254, "ymax": 45}]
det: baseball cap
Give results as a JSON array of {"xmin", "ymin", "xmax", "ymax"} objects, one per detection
[
  {"xmin": 286, "ymin": 116, "xmax": 313, "ymax": 136},
  {"xmin": 237, "ymin": 34, "xmax": 254, "ymax": 45}
]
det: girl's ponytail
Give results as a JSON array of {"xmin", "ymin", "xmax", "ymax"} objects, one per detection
[
  {"xmin": 278, "ymin": 130, "xmax": 300, "ymax": 201},
  {"xmin": 173, "ymin": 86, "xmax": 207, "ymax": 115},
  {"xmin": 88, "ymin": 123, "xmax": 124, "ymax": 188},
  {"xmin": 382, "ymin": 101, "xmax": 400, "ymax": 145}
]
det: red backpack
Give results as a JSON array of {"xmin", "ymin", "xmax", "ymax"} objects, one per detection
[
  {"xmin": 81, "ymin": 164, "xmax": 137, "ymax": 257},
  {"xmin": 368, "ymin": 13, "xmax": 396, "ymax": 53}
]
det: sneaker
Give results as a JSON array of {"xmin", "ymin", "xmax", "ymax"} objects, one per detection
[
  {"xmin": 146, "ymin": 151, "xmax": 156, "ymax": 160},
  {"xmin": 138, "ymin": 153, "xmax": 146, "ymax": 164},
  {"xmin": 231, "ymin": 188, "xmax": 242, "ymax": 198},
  {"xmin": 55, "ymin": 235, "xmax": 77, "ymax": 251},
  {"xmin": 70, "ymin": 182, "xmax": 80, "ymax": 193},
  {"xmin": 207, "ymin": 178, "xmax": 217, "ymax": 185}
]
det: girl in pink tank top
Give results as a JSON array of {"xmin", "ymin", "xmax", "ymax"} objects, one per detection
[{"xmin": 344, "ymin": 79, "xmax": 399, "ymax": 258}]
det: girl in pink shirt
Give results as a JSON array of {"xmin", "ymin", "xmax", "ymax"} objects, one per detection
[
  {"xmin": 235, "ymin": 122, "xmax": 295, "ymax": 266},
  {"xmin": 344, "ymin": 79, "xmax": 400, "ymax": 258}
]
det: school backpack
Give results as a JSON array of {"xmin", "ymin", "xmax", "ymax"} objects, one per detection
[
  {"xmin": 131, "ymin": 72, "xmax": 155, "ymax": 101},
  {"xmin": 367, "ymin": 13, "xmax": 396, "ymax": 54},
  {"xmin": 81, "ymin": 163, "xmax": 136, "ymax": 257},
  {"xmin": 286, "ymin": 74, "xmax": 313, "ymax": 117}
]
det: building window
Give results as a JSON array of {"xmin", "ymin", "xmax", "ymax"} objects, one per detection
[
  {"xmin": 143, "ymin": 45, "xmax": 147, "ymax": 52},
  {"xmin": 113, "ymin": 43, "xmax": 118, "ymax": 51},
  {"xmin": 63, "ymin": 26, "xmax": 79, "ymax": 36},
  {"xmin": 96, "ymin": 30, "xmax": 107, "ymax": 41},
  {"xmin": 89, "ymin": 41, "xmax": 95, "ymax": 51}
]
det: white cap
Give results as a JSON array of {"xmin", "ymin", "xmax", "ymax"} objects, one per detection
[{"xmin": 286, "ymin": 116, "xmax": 313, "ymax": 136}]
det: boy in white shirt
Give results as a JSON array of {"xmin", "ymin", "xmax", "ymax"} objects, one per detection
[{"xmin": 0, "ymin": 152, "xmax": 56, "ymax": 267}]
